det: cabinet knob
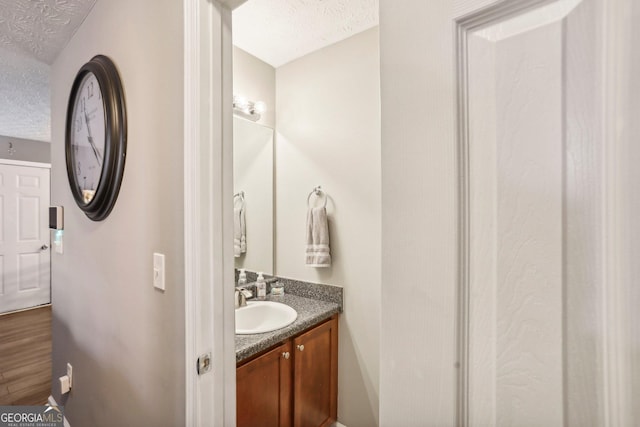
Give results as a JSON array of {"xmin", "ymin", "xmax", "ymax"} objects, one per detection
[
  {"xmin": 282, "ymin": 352, "xmax": 290, "ymax": 359},
  {"xmin": 297, "ymin": 344, "xmax": 304, "ymax": 352}
]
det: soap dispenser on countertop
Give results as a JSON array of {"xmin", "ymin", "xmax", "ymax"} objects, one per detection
[
  {"xmin": 238, "ymin": 269, "xmax": 247, "ymax": 286},
  {"xmin": 256, "ymin": 272, "xmax": 267, "ymax": 298}
]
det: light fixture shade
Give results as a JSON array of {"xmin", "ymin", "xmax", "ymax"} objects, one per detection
[
  {"xmin": 253, "ymin": 101, "xmax": 266, "ymax": 114},
  {"xmin": 233, "ymin": 95, "xmax": 249, "ymax": 110},
  {"xmin": 233, "ymin": 95, "xmax": 265, "ymax": 122}
]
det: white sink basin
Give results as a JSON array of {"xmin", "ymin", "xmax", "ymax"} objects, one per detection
[{"xmin": 235, "ymin": 301, "xmax": 298, "ymax": 335}]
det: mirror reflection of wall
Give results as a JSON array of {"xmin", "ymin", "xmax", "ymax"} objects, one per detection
[
  {"xmin": 233, "ymin": 44, "xmax": 276, "ymax": 275},
  {"xmin": 233, "ymin": 116, "xmax": 274, "ymax": 274}
]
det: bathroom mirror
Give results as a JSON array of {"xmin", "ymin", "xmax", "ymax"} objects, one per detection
[{"xmin": 233, "ymin": 116, "xmax": 274, "ymax": 274}]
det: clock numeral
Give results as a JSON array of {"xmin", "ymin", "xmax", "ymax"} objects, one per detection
[{"xmin": 87, "ymin": 81, "xmax": 94, "ymax": 99}]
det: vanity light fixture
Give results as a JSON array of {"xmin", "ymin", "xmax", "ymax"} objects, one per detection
[{"xmin": 233, "ymin": 95, "xmax": 266, "ymax": 122}]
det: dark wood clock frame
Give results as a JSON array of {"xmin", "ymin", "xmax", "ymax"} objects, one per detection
[{"xmin": 65, "ymin": 55, "xmax": 127, "ymax": 221}]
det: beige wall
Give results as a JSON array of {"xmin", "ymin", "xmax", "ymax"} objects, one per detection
[
  {"xmin": 49, "ymin": 0, "xmax": 184, "ymax": 425},
  {"xmin": 275, "ymin": 27, "xmax": 381, "ymax": 427},
  {"xmin": 0, "ymin": 135, "xmax": 49, "ymax": 163},
  {"xmin": 379, "ymin": 0, "xmax": 458, "ymax": 424}
]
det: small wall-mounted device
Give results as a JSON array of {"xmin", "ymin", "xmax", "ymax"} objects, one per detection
[{"xmin": 49, "ymin": 206, "xmax": 64, "ymax": 230}]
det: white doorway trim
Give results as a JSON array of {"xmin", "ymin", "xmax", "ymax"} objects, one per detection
[
  {"xmin": 600, "ymin": 0, "xmax": 633, "ymax": 424},
  {"xmin": 0, "ymin": 159, "xmax": 51, "ymax": 169},
  {"xmin": 184, "ymin": 0, "xmax": 237, "ymax": 425}
]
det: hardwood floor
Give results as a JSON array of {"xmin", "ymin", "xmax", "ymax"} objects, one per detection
[{"xmin": 0, "ymin": 305, "xmax": 52, "ymax": 405}]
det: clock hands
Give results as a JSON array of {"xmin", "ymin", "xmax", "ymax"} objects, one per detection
[{"xmin": 83, "ymin": 98, "xmax": 103, "ymax": 167}]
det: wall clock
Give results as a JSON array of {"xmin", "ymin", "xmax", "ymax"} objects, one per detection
[{"xmin": 65, "ymin": 55, "xmax": 127, "ymax": 221}]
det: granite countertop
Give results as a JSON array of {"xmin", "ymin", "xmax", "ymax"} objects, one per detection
[{"xmin": 235, "ymin": 293, "xmax": 340, "ymax": 363}]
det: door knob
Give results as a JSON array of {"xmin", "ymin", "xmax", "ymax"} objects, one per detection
[
  {"xmin": 282, "ymin": 352, "xmax": 290, "ymax": 359},
  {"xmin": 297, "ymin": 344, "xmax": 304, "ymax": 352},
  {"xmin": 40, "ymin": 244, "xmax": 49, "ymax": 251}
]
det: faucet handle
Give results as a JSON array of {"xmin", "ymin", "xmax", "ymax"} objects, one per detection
[
  {"xmin": 236, "ymin": 287, "xmax": 253, "ymax": 299},
  {"xmin": 235, "ymin": 287, "xmax": 252, "ymax": 308},
  {"xmin": 235, "ymin": 289, "xmax": 246, "ymax": 308}
]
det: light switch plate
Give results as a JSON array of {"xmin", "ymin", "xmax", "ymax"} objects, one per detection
[
  {"xmin": 59, "ymin": 375, "xmax": 70, "ymax": 394},
  {"xmin": 67, "ymin": 363, "xmax": 73, "ymax": 388},
  {"xmin": 153, "ymin": 253, "xmax": 165, "ymax": 291}
]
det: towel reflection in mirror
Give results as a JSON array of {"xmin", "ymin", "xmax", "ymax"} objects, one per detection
[{"xmin": 234, "ymin": 191, "xmax": 246, "ymax": 257}]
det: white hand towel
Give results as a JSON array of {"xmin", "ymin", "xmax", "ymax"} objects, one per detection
[
  {"xmin": 234, "ymin": 202, "xmax": 246, "ymax": 257},
  {"xmin": 305, "ymin": 206, "xmax": 331, "ymax": 267}
]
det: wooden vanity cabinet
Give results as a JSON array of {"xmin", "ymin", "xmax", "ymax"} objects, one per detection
[
  {"xmin": 237, "ymin": 315, "xmax": 338, "ymax": 427},
  {"xmin": 293, "ymin": 317, "xmax": 338, "ymax": 427},
  {"xmin": 237, "ymin": 341, "xmax": 292, "ymax": 427}
]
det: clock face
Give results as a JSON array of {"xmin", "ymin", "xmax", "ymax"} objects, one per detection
[{"xmin": 69, "ymin": 72, "xmax": 106, "ymax": 204}]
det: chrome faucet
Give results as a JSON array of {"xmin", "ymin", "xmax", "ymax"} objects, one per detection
[{"xmin": 235, "ymin": 287, "xmax": 252, "ymax": 308}]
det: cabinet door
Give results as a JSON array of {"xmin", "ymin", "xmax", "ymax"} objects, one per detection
[
  {"xmin": 237, "ymin": 341, "xmax": 292, "ymax": 427},
  {"xmin": 293, "ymin": 317, "xmax": 338, "ymax": 427}
]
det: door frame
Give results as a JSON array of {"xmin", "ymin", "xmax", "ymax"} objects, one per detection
[
  {"xmin": 599, "ymin": 0, "xmax": 635, "ymax": 424},
  {"xmin": 454, "ymin": 0, "xmax": 633, "ymax": 425},
  {"xmin": 184, "ymin": 0, "xmax": 246, "ymax": 425},
  {"xmin": 0, "ymin": 159, "xmax": 51, "ymax": 169}
]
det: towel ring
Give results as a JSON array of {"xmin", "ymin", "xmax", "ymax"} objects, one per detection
[
  {"xmin": 234, "ymin": 191, "xmax": 245, "ymax": 208},
  {"xmin": 307, "ymin": 186, "xmax": 327, "ymax": 208}
]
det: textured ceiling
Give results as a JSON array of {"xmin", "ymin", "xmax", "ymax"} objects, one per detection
[
  {"xmin": 233, "ymin": 0, "xmax": 379, "ymax": 68},
  {"xmin": 0, "ymin": 0, "xmax": 95, "ymax": 142},
  {"xmin": 0, "ymin": 0, "xmax": 96, "ymax": 64},
  {"xmin": 0, "ymin": 46, "xmax": 50, "ymax": 142}
]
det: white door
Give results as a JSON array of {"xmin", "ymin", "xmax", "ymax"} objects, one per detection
[
  {"xmin": 463, "ymin": 1, "xmax": 638, "ymax": 425},
  {"xmin": 0, "ymin": 163, "xmax": 51, "ymax": 314},
  {"xmin": 380, "ymin": 0, "xmax": 638, "ymax": 425}
]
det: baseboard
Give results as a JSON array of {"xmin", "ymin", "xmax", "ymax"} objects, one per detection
[{"xmin": 48, "ymin": 395, "xmax": 71, "ymax": 427}]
